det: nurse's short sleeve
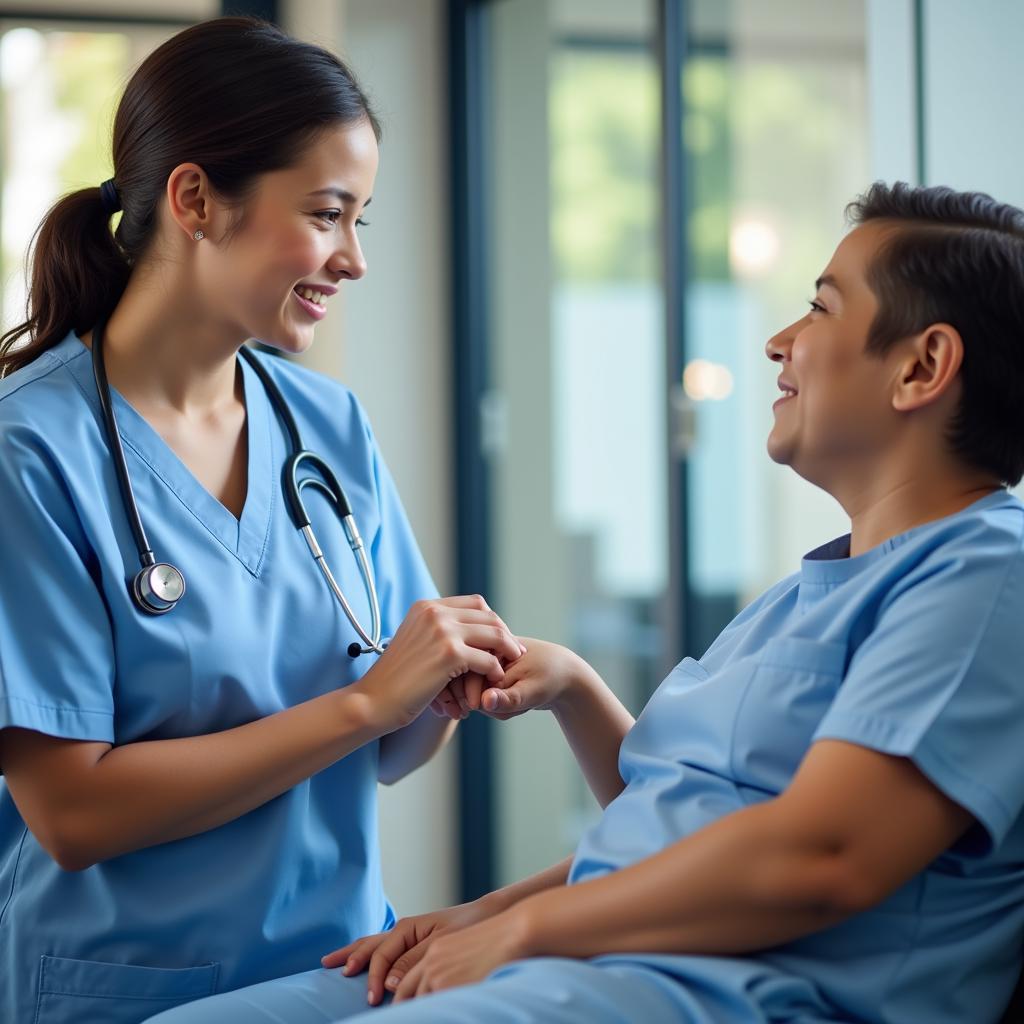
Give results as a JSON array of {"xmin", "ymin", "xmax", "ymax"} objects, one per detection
[
  {"xmin": 813, "ymin": 520, "xmax": 1024, "ymax": 850},
  {"xmin": 0, "ymin": 426, "xmax": 115, "ymax": 749},
  {"xmin": 359, "ymin": 414, "xmax": 439, "ymax": 637}
]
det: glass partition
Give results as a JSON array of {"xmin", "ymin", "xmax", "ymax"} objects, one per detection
[
  {"xmin": 480, "ymin": 0, "xmax": 868, "ymax": 889},
  {"xmin": 485, "ymin": 0, "xmax": 666, "ymax": 885}
]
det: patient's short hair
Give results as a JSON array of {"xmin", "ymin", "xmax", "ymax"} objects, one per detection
[{"xmin": 847, "ymin": 182, "xmax": 1024, "ymax": 486}]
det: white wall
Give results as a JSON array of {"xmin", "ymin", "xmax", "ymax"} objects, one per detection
[
  {"xmin": 921, "ymin": 0, "xmax": 1024, "ymax": 209},
  {"xmin": 867, "ymin": 0, "xmax": 1024, "ymax": 202},
  {"xmin": 282, "ymin": 0, "xmax": 456, "ymax": 916}
]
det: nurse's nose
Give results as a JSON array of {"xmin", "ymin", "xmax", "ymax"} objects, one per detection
[{"xmin": 328, "ymin": 227, "xmax": 367, "ymax": 282}]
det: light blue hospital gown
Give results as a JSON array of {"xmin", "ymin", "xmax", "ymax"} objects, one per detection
[
  {"xmin": 149, "ymin": 490, "xmax": 1024, "ymax": 1023},
  {"xmin": 0, "ymin": 332, "xmax": 438, "ymax": 1023}
]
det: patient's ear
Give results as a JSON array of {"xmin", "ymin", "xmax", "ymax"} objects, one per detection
[{"xmin": 891, "ymin": 323, "xmax": 963, "ymax": 413}]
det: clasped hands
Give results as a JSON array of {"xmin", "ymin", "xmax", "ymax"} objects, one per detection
[{"xmin": 359, "ymin": 595, "xmax": 580, "ymax": 732}]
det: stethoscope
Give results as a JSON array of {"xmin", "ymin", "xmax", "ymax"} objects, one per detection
[{"xmin": 90, "ymin": 314, "xmax": 389, "ymax": 658}]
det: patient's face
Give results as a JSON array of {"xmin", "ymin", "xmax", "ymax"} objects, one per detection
[{"xmin": 763, "ymin": 222, "xmax": 913, "ymax": 492}]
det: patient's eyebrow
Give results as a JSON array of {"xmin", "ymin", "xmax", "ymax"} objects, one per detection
[
  {"xmin": 815, "ymin": 273, "xmax": 842, "ymax": 294},
  {"xmin": 306, "ymin": 188, "xmax": 372, "ymax": 207}
]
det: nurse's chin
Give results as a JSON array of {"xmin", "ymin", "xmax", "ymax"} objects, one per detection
[{"xmin": 256, "ymin": 327, "xmax": 317, "ymax": 358}]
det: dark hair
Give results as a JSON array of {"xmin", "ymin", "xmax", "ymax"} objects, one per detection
[
  {"xmin": 846, "ymin": 181, "xmax": 1024, "ymax": 486},
  {"xmin": 0, "ymin": 17, "xmax": 379, "ymax": 378}
]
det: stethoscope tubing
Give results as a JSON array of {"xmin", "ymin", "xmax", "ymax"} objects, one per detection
[{"xmin": 90, "ymin": 315, "xmax": 387, "ymax": 655}]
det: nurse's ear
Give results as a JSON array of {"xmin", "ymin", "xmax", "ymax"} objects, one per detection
[
  {"xmin": 890, "ymin": 323, "xmax": 964, "ymax": 414},
  {"xmin": 164, "ymin": 162, "xmax": 219, "ymax": 244}
]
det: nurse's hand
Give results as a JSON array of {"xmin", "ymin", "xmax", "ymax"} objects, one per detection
[
  {"xmin": 356, "ymin": 596, "xmax": 523, "ymax": 731},
  {"xmin": 321, "ymin": 898, "xmax": 497, "ymax": 1006}
]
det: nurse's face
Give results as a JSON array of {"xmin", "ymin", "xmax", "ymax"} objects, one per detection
[
  {"xmin": 764, "ymin": 222, "xmax": 912, "ymax": 490},
  {"xmin": 202, "ymin": 119, "xmax": 378, "ymax": 355}
]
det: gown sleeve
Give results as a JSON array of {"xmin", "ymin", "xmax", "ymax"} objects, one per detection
[
  {"xmin": 813, "ymin": 513, "xmax": 1024, "ymax": 851},
  {"xmin": 0, "ymin": 424, "xmax": 116, "ymax": 750}
]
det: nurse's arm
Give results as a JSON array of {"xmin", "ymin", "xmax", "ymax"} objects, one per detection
[
  {"xmin": 508, "ymin": 739, "xmax": 974, "ymax": 959},
  {"xmin": 0, "ymin": 598, "xmax": 521, "ymax": 872},
  {"xmin": 0, "ymin": 691, "xmax": 382, "ymax": 873}
]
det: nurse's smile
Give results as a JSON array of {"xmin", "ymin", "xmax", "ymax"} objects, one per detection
[{"xmin": 292, "ymin": 283, "xmax": 336, "ymax": 320}]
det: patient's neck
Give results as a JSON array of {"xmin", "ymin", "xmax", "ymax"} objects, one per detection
[{"xmin": 843, "ymin": 454, "xmax": 1000, "ymax": 557}]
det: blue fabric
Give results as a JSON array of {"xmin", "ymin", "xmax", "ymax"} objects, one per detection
[
  {"xmin": 144, "ymin": 490, "xmax": 1024, "ymax": 1024},
  {"xmin": 143, "ymin": 958, "xmax": 836, "ymax": 1024},
  {"xmin": 572, "ymin": 489, "xmax": 1024, "ymax": 1023},
  {"xmin": 0, "ymin": 333, "xmax": 438, "ymax": 1024}
]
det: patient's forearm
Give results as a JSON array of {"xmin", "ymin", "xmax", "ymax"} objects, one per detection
[
  {"xmin": 515, "ymin": 800, "xmax": 856, "ymax": 959},
  {"xmin": 480, "ymin": 855, "xmax": 575, "ymax": 915},
  {"xmin": 552, "ymin": 666, "xmax": 634, "ymax": 808}
]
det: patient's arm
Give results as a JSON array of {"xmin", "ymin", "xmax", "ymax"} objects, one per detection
[
  {"xmin": 465, "ymin": 638, "xmax": 635, "ymax": 807},
  {"xmin": 390, "ymin": 740, "xmax": 972, "ymax": 1000}
]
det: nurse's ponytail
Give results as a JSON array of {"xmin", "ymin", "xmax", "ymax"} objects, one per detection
[
  {"xmin": 0, "ymin": 188, "xmax": 131, "ymax": 377},
  {"xmin": 0, "ymin": 17, "xmax": 379, "ymax": 379}
]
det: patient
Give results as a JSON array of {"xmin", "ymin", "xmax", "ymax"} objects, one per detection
[{"xmin": 149, "ymin": 183, "xmax": 1024, "ymax": 1024}]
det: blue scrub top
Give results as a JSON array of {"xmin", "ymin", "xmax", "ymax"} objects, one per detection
[
  {"xmin": 572, "ymin": 491, "xmax": 1024, "ymax": 1024},
  {"xmin": 0, "ymin": 332, "xmax": 437, "ymax": 1023}
]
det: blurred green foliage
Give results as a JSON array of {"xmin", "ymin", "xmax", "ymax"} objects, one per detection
[
  {"xmin": 53, "ymin": 32, "xmax": 126, "ymax": 188},
  {"xmin": 549, "ymin": 44, "xmax": 859, "ymax": 297},
  {"xmin": 550, "ymin": 51, "xmax": 734, "ymax": 284}
]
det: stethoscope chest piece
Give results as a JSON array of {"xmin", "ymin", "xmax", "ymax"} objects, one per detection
[{"xmin": 133, "ymin": 562, "xmax": 186, "ymax": 614}]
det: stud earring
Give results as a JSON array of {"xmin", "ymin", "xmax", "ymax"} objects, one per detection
[{"xmin": 193, "ymin": 229, "xmax": 205, "ymax": 241}]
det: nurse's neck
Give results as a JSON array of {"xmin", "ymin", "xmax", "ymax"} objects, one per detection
[
  {"xmin": 80, "ymin": 259, "xmax": 244, "ymax": 420},
  {"xmin": 828, "ymin": 446, "xmax": 1000, "ymax": 558}
]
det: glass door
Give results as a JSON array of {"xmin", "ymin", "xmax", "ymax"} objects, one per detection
[
  {"xmin": 482, "ymin": 0, "xmax": 668, "ymax": 887},
  {"xmin": 455, "ymin": 0, "xmax": 870, "ymax": 895}
]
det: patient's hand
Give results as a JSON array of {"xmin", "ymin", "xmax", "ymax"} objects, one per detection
[
  {"xmin": 470, "ymin": 637, "xmax": 590, "ymax": 720},
  {"xmin": 321, "ymin": 898, "xmax": 498, "ymax": 1006}
]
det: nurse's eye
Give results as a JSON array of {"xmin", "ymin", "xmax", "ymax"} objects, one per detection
[{"xmin": 313, "ymin": 210, "xmax": 370, "ymax": 228}]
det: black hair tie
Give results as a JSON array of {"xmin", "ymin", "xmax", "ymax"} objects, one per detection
[{"xmin": 99, "ymin": 178, "xmax": 121, "ymax": 216}]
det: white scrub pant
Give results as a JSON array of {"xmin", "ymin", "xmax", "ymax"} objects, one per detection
[{"xmin": 144, "ymin": 957, "xmax": 836, "ymax": 1023}]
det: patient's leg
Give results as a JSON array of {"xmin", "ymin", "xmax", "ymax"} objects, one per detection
[{"xmin": 143, "ymin": 967, "xmax": 381, "ymax": 1024}]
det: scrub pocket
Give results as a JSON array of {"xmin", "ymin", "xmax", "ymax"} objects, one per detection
[
  {"xmin": 35, "ymin": 954, "xmax": 219, "ymax": 1024},
  {"xmin": 730, "ymin": 636, "xmax": 847, "ymax": 794}
]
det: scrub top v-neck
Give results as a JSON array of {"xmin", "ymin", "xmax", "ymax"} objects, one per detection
[
  {"xmin": 0, "ymin": 331, "xmax": 438, "ymax": 1024},
  {"xmin": 98, "ymin": 336, "xmax": 275, "ymax": 572}
]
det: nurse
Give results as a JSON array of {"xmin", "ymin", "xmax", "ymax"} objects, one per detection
[
  {"xmin": 151, "ymin": 183, "xmax": 1024, "ymax": 1024},
  {"xmin": 0, "ymin": 17, "xmax": 521, "ymax": 1024}
]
